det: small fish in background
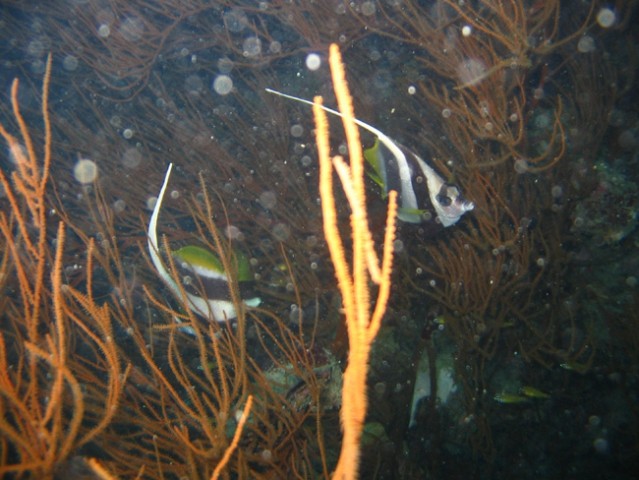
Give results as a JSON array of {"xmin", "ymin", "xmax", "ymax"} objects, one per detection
[
  {"xmin": 265, "ymin": 88, "xmax": 474, "ymax": 233},
  {"xmin": 520, "ymin": 385, "xmax": 550, "ymax": 399},
  {"xmin": 493, "ymin": 392, "xmax": 529, "ymax": 404},
  {"xmin": 494, "ymin": 386, "xmax": 551, "ymax": 404},
  {"xmin": 147, "ymin": 163, "xmax": 261, "ymax": 322}
]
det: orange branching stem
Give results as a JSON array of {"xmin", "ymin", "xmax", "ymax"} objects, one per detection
[
  {"xmin": 210, "ymin": 395, "xmax": 254, "ymax": 480},
  {"xmin": 315, "ymin": 43, "xmax": 398, "ymax": 480}
]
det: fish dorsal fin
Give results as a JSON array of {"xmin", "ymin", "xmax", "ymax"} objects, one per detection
[
  {"xmin": 363, "ymin": 138, "xmax": 388, "ymax": 196},
  {"xmin": 265, "ymin": 88, "xmax": 419, "ymax": 213},
  {"xmin": 148, "ymin": 163, "xmax": 179, "ymax": 296}
]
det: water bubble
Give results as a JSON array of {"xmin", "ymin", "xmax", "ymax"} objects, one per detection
[
  {"xmin": 223, "ymin": 8, "xmax": 248, "ymax": 33},
  {"xmin": 361, "ymin": 1, "xmax": 376, "ymax": 16},
  {"xmin": 305, "ymin": 53, "xmax": 321, "ymax": 71},
  {"xmin": 63, "ymin": 55, "xmax": 79, "ymax": 71},
  {"xmin": 457, "ymin": 58, "xmax": 487, "ymax": 87},
  {"xmin": 121, "ymin": 147, "xmax": 142, "ymax": 168},
  {"xmin": 577, "ymin": 36, "xmax": 596, "ymax": 53},
  {"xmin": 73, "ymin": 158, "xmax": 98, "ymax": 184},
  {"xmin": 551, "ymin": 185, "xmax": 563, "ymax": 198},
  {"xmin": 113, "ymin": 199, "xmax": 126, "ymax": 213},
  {"xmin": 407, "ymin": 85, "xmax": 416, "ymax": 95},
  {"xmin": 97, "ymin": 24, "xmax": 111, "ymax": 38},
  {"xmin": 8, "ymin": 143, "xmax": 27, "ymax": 164},
  {"xmin": 514, "ymin": 158, "xmax": 529, "ymax": 174},
  {"xmin": 242, "ymin": 37, "xmax": 262, "ymax": 57},
  {"xmin": 184, "ymin": 74, "xmax": 204, "ymax": 94},
  {"xmin": 225, "ymin": 225, "xmax": 242, "ymax": 240},
  {"xmin": 534, "ymin": 113, "xmax": 551, "ymax": 129},
  {"xmin": 617, "ymin": 129, "xmax": 637, "ymax": 150},
  {"xmin": 269, "ymin": 41, "xmax": 282, "ymax": 54},
  {"xmin": 374, "ymin": 382, "xmax": 386, "ymax": 396},
  {"xmin": 271, "ymin": 223, "xmax": 290, "ymax": 241},
  {"xmin": 593, "ymin": 437, "xmax": 609, "ymax": 454},
  {"xmin": 119, "ymin": 17, "xmax": 144, "ymax": 42},
  {"xmin": 259, "ymin": 191, "xmax": 277, "ymax": 210},
  {"xmin": 213, "ymin": 75, "xmax": 233, "ymax": 95},
  {"xmin": 596, "ymin": 8, "xmax": 616, "ymax": 28},
  {"xmin": 27, "ymin": 38, "xmax": 46, "ymax": 57},
  {"xmin": 290, "ymin": 124, "xmax": 304, "ymax": 137},
  {"xmin": 442, "ymin": 108, "xmax": 452, "ymax": 118},
  {"xmin": 122, "ymin": 128, "xmax": 134, "ymax": 139},
  {"xmin": 305, "ymin": 235, "xmax": 318, "ymax": 247},
  {"xmin": 217, "ymin": 57, "xmax": 234, "ymax": 73}
]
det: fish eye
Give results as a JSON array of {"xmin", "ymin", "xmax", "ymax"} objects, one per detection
[{"xmin": 436, "ymin": 194, "xmax": 452, "ymax": 206}]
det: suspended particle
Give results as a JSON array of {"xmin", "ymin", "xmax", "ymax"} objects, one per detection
[
  {"xmin": 361, "ymin": 1, "xmax": 376, "ymax": 16},
  {"xmin": 259, "ymin": 190, "xmax": 277, "ymax": 210},
  {"xmin": 407, "ymin": 85, "xmax": 416, "ymax": 95},
  {"xmin": 121, "ymin": 147, "xmax": 142, "ymax": 168},
  {"xmin": 146, "ymin": 196, "xmax": 157, "ymax": 211},
  {"xmin": 513, "ymin": 158, "xmax": 529, "ymax": 174},
  {"xmin": 461, "ymin": 25, "xmax": 472, "ymax": 37},
  {"xmin": 242, "ymin": 36, "xmax": 262, "ymax": 57},
  {"xmin": 225, "ymin": 225, "xmax": 242, "ymax": 240},
  {"xmin": 113, "ymin": 199, "xmax": 126, "ymax": 213},
  {"xmin": 271, "ymin": 223, "xmax": 290, "ymax": 241},
  {"xmin": 73, "ymin": 158, "xmax": 98, "ymax": 184},
  {"xmin": 577, "ymin": 36, "xmax": 595, "ymax": 53},
  {"xmin": 305, "ymin": 53, "xmax": 321, "ymax": 71},
  {"xmin": 269, "ymin": 41, "xmax": 282, "ymax": 54},
  {"xmin": 290, "ymin": 124, "xmax": 304, "ymax": 137},
  {"xmin": 217, "ymin": 57, "xmax": 234, "ymax": 73},
  {"xmin": 97, "ymin": 24, "xmax": 110, "ymax": 38},
  {"xmin": 122, "ymin": 128, "xmax": 134, "ymax": 139},
  {"xmin": 223, "ymin": 8, "xmax": 248, "ymax": 33},
  {"xmin": 63, "ymin": 55, "xmax": 79, "ymax": 71},
  {"xmin": 213, "ymin": 75, "xmax": 233, "ymax": 95},
  {"xmin": 596, "ymin": 7, "xmax": 616, "ymax": 28}
]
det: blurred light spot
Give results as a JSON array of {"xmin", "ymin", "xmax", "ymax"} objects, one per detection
[
  {"xmin": 242, "ymin": 37, "xmax": 262, "ymax": 57},
  {"xmin": 305, "ymin": 53, "xmax": 321, "ymax": 71},
  {"xmin": 213, "ymin": 75, "xmax": 233, "ymax": 95},
  {"xmin": 577, "ymin": 36, "xmax": 595, "ymax": 53},
  {"xmin": 121, "ymin": 147, "xmax": 142, "ymax": 168},
  {"xmin": 73, "ymin": 158, "xmax": 98, "ymax": 184},
  {"xmin": 596, "ymin": 8, "xmax": 616, "ymax": 28}
]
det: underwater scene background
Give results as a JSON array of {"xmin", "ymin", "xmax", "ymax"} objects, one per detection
[{"xmin": 0, "ymin": 1, "xmax": 638, "ymax": 479}]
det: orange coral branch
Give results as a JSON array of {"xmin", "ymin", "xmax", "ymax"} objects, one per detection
[
  {"xmin": 315, "ymin": 44, "xmax": 397, "ymax": 480},
  {"xmin": 210, "ymin": 395, "xmax": 254, "ymax": 480}
]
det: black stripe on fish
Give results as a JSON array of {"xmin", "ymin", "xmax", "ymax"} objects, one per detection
[{"xmin": 265, "ymin": 88, "xmax": 474, "ymax": 230}]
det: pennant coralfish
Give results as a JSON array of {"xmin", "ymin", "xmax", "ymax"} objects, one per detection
[
  {"xmin": 265, "ymin": 88, "xmax": 474, "ymax": 232},
  {"xmin": 147, "ymin": 163, "xmax": 261, "ymax": 322}
]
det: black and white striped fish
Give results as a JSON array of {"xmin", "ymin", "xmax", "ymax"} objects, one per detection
[
  {"xmin": 265, "ymin": 88, "xmax": 474, "ymax": 232},
  {"xmin": 147, "ymin": 163, "xmax": 260, "ymax": 322}
]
